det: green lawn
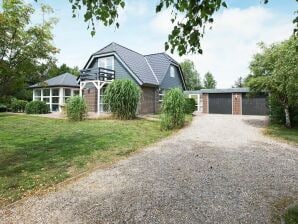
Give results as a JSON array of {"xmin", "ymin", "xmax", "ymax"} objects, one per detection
[
  {"xmin": 284, "ymin": 204, "xmax": 298, "ymax": 224},
  {"xmin": 0, "ymin": 113, "xmax": 173, "ymax": 206},
  {"xmin": 265, "ymin": 124, "xmax": 298, "ymax": 144}
]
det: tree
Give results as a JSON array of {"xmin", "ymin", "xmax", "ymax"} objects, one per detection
[
  {"xmin": 48, "ymin": 63, "xmax": 80, "ymax": 78},
  {"xmin": 247, "ymin": 37, "xmax": 298, "ymax": 128},
  {"xmin": 66, "ymin": 0, "xmax": 298, "ymax": 56},
  {"xmin": 0, "ymin": 0, "xmax": 58, "ymax": 102},
  {"xmin": 180, "ymin": 59, "xmax": 202, "ymax": 90},
  {"xmin": 203, "ymin": 72, "xmax": 216, "ymax": 89},
  {"xmin": 232, "ymin": 77, "xmax": 244, "ymax": 88}
]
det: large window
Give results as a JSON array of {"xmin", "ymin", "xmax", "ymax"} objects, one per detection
[
  {"xmin": 98, "ymin": 56, "xmax": 114, "ymax": 70},
  {"xmin": 42, "ymin": 89, "xmax": 50, "ymax": 104}
]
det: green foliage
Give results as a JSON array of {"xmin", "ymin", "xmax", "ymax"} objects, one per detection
[
  {"xmin": 65, "ymin": 96, "xmax": 87, "ymax": 121},
  {"xmin": 283, "ymin": 204, "xmax": 298, "ymax": 224},
  {"xmin": 203, "ymin": 72, "xmax": 217, "ymax": 89},
  {"xmin": 47, "ymin": 63, "xmax": 80, "ymax": 78},
  {"xmin": 104, "ymin": 80, "xmax": 140, "ymax": 120},
  {"xmin": 0, "ymin": 104, "xmax": 7, "ymax": 112},
  {"xmin": 247, "ymin": 37, "xmax": 298, "ymax": 128},
  {"xmin": 10, "ymin": 98, "xmax": 28, "ymax": 113},
  {"xmin": 184, "ymin": 98, "xmax": 196, "ymax": 114},
  {"xmin": 269, "ymin": 96, "xmax": 298, "ymax": 127},
  {"xmin": 160, "ymin": 88, "xmax": 185, "ymax": 130},
  {"xmin": 25, "ymin": 101, "xmax": 49, "ymax": 114},
  {"xmin": 180, "ymin": 59, "xmax": 202, "ymax": 90},
  {"xmin": 0, "ymin": 0, "xmax": 58, "ymax": 102}
]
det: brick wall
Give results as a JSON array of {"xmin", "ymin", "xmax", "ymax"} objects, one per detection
[
  {"xmin": 202, "ymin": 93, "xmax": 209, "ymax": 113},
  {"xmin": 232, "ymin": 93, "xmax": 242, "ymax": 115},
  {"xmin": 83, "ymin": 87, "xmax": 97, "ymax": 112}
]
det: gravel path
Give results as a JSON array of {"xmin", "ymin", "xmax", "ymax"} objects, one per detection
[{"xmin": 1, "ymin": 114, "xmax": 297, "ymax": 224}]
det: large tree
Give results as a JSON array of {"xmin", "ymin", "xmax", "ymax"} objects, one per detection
[
  {"xmin": 67, "ymin": 0, "xmax": 298, "ymax": 56},
  {"xmin": 247, "ymin": 37, "xmax": 298, "ymax": 128},
  {"xmin": 203, "ymin": 72, "xmax": 216, "ymax": 89},
  {"xmin": 180, "ymin": 59, "xmax": 202, "ymax": 90},
  {"xmin": 0, "ymin": 0, "xmax": 58, "ymax": 101}
]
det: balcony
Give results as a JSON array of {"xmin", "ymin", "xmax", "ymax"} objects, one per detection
[{"xmin": 79, "ymin": 67, "xmax": 115, "ymax": 82}]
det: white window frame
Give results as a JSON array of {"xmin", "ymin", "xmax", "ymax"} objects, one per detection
[
  {"xmin": 170, "ymin": 65, "xmax": 175, "ymax": 78},
  {"xmin": 98, "ymin": 56, "xmax": 114, "ymax": 70}
]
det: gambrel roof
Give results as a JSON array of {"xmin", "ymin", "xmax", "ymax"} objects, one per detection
[{"xmin": 84, "ymin": 42, "xmax": 186, "ymax": 88}]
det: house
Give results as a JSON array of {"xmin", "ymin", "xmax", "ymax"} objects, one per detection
[
  {"xmin": 30, "ymin": 43, "xmax": 186, "ymax": 114},
  {"xmin": 185, "ymin": 88, "xmax": 268, "ymax": 115},
  {"xmin": 30, "ymin": 73, "xmax": 80, "ymax": 112},
  {"xmin": 79, "ymin": 42, "xmax": 186, "ymax": 114}
]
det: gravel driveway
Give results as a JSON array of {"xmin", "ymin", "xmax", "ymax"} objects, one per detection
[{"xmin": 1, "ymin": 114, "xmax": 297, "ymax": 224}]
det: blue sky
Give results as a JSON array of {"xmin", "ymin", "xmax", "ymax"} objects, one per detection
[{"xmin": 29, "ymin": 0, "xmax": 296, "ymax": 87}]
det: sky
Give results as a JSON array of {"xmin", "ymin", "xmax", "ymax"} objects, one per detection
[{"xmin": 28, "ymin": 0, "xmax": 296, "ymax": 88}]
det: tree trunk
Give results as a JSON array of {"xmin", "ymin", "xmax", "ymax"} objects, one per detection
[{"xmin": 284, "ymin": 105, "xmax": 291, "ymax": 128}]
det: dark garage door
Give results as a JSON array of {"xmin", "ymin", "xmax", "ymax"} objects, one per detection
[
  {"xmin": 242, "ymin": 94, "xmax": 268, "ymax": 115},
  {"xmin": 209, "ymin": 93, "xmax": 232, "ymax": 114}
]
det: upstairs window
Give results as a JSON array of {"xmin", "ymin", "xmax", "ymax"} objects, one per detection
[
  {"xmin": 170, "ymin": 65, "xmax": 175, "ymax": 78},
  {"xmin": 98, "ymin": 56, "xmax": 114, "ymax": 70}
]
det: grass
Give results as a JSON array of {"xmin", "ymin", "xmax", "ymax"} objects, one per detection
[
  {"xmin": 284, "ymin": 204, "xmax": 298, "ymax": 224},
  {"xmin": 264, "ymin": 124, "xmax": 298, "ymax": 144},
  {"xmin": 0, "ymin": 113, "xmax": 173, "ymax": 206}
]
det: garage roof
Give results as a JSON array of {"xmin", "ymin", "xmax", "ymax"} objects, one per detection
[{"xmin": 184, "ymin": 88, "xmax": 250, "ymax": 94}]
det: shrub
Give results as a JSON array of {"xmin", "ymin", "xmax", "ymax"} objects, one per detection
[
  {"xmin": 11, "ymin": 98, "xmax": 28, "ymax": 112},
  {"xmin": 65, "ymin": 96, "xmax": 87, "ymax": 121},
  {"xmin": 104, "ymin": 79, "xmax": 140, "ymax": 119},
  {"xmin": 25, "ymin": 101, "xmax": 49, "ymax": 114},
  {"xmin": 0, "ymin": 104, "xmax": 7, "ymax": 112},
  {"xmin": 184, "ymin": 98, "xmax": 197, "ymax": 114},
  {"xmin": 160, "ymin": 88, "xmax": 185, "ymax": 130}
]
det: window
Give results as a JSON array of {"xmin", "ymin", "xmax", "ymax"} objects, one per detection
[
  {"xmin": 170, "ymin": 66, "xmax": 175, "ymax": 78},
  {"xmin": 98, "ymin": 56, "xmax": 114, "ymax": 70},
  {"xmin": 63, "ymin": 88, "xmax": 71, "ymax": 103},
  {"xmin": 34, "ymin": 89, "xmax": 41, "ymax": 101},
  {"xmin": 73, "ymin": 90, "xmax": 79, "ymax": 96},
  {"xmin": 42, "ymin": 89, "xmax": 50, "ymax": 105}
]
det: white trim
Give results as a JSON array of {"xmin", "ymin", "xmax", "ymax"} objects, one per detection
[
  {"xmin": 84, "ymin": 52, "xmax": 143, "ymax": 85},
  {"xmin": 170, "ymin": 65, "xmax": 175, "ymax": 78},
  {"xmin": 144, "ymin": 57, "xmax": 159, "ymax": 84}
]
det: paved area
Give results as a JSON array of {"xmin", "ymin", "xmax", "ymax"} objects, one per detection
[{"xmin": 1, "ymin": 114, "xmax": 297, "ymax": 223}]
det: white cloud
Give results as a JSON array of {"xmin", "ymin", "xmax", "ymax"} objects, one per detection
[{"xmin": 151, "ymin": 6, "xmax": 293, "ymax": 88}]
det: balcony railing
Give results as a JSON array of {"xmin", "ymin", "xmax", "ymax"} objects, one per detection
[{"xmin": 79, "ymin": 67, "xmax": 115, "ymax": 82}]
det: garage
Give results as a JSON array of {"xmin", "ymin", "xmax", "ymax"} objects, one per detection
[
  {"xmin": 209, "ymin": 93, "xmax": 232, "ymax": 114},
  {"xmin": 242, "ymin": 93, "xmax": 268, "ymax": 115}
]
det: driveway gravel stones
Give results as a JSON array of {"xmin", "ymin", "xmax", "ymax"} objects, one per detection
[{"xmin": 0, "ymin": 114, "xmax": 297, "ymax": 223}]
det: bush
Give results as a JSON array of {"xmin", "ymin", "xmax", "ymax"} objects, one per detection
[
  {"xmin": 0, "ymin": 104, "xmax": 7, "ymax": 112},
  {"xmin": 65, "ymin": 96, "xmax": 87, "ymax": 121},
  {"xmin": 269, "ymin": 96, "xmax": 298, "ymax": 127},
  {"xmin": 11, "ymin": 98, "xmax": 28, "ymax": 112},
  {"xmin": 104, "ymin": 79, "xmax": 140, "ymax": 119},
  {"xmin": 25, "ymin": 101, "xmax": 49, "ymax": 114},
  {"xmin": 184, "ymin": 98, "xmax": 197, "ymax": 114},
  {"xmin": 160, "ymin": 88, "xmax": 185, "ymax": 130}
]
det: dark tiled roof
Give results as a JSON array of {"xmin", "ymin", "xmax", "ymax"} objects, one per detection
[
  {"xmin": 30, "ymin": 73, "xmax": 79, "ymax": 88},
  {"xmin": 92, "ymin": 42, "xmax": 184, "ymax": 87},
  {"xmin": 184, "ymin": 88, "xmax": 250, "ymax": 94}
]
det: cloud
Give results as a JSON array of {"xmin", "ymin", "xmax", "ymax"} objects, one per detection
[{"xmin": 151, "ymin": 6, "xmax": 293, "ymax": 88}]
